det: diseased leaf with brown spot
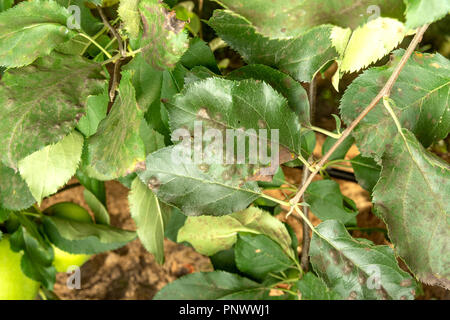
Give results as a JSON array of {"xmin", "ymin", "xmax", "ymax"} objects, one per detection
[
  {"xmin": 0, "ymin": 0, "xmax": 76, "ymax": 68},
  {"xmin": 209, "ymin": 10, "xmax": 339, "ymax": 83},
  {"xmin": 177, "ymin": 207, "xmax": 294, "ymax": 258},
  {"xmin": 138, "ymin": 0, "xmax": 189, "ymax": 70},
  {"xmin": 0, "ymin": 52, "xmax": 106, "ymax": 170},
  {"xmin": 373, "ymin": 129, "xmax": 450, "ymax": 289},
  {"xmin": 340, "ymin": 49, "xmax": 450, "ymax": 160},
  {"xmin": 310, "ymin": 220, "xmax": 418, "ymax": 300},
  {"xmin": 87, "ymin": 70, "xmax": 146, "ymax": 180},
  {"xmin": 214, "ymin": 0, "xmax": 405, "ymax": 38},
  {"xmin": 0, "ymin": 162, "xmax": 35, "ymax": 211}
]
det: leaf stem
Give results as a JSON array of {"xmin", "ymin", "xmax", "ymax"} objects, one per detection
[
  {"xmin": 75, "ymin": 32, "xmax": 112, "ymax": 59},
  {"xmin": 80, "ymin": 17, "xmax": 120, "ymax": 56},
  {"xmin": 288, "ymin": 24, "xmax": 429, "ymax": 208},
  {"xmin": 306, "ymin": 125, "xmax": 342, "ymax": 139},
  {"xmin": 97, "ymin": 6, "xmax": 126, "ymax": 57}
]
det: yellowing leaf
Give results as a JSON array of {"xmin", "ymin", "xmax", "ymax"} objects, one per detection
[
  {"xmin": 18, "ymin": 131, "xmax": 84, "ymax": 204},
  {"xmin": 340, "ymin": 17, "xmax": 407, "ymax": 73}
]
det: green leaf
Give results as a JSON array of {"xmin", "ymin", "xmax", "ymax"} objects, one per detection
[
  {"xmin": 87, "ymin": 70, "xmax": 146, "ymax": 180},
  {"xmin": 164, "ymin": 207, "xmax": 186, "ymax": 242},
  {"xmin": 305, "ymin": 180, "xmax": 358, "ymax": 225},
  {"xmin": 373, "ymin": 129, "xmax": 450, "ymax": 289},
  {"xmin": 296, "ymin": 273, "xmax": 340, "ymax": 300},
  {"xmin": 310, "ymin": 220, "xmax": 418, "ymax": 300},
  {"xmin": 322, "ymin": 134, "xmax": 354, "ymax": 161},
  {"xmin": 177, "ymin": 207, "xmax": 294, "ymax": 258},
  {"xmin": 214, "ymin": 0, "xmax": 405, "ymax": 38},
  {"xmin": 404, "ymin": 0, "xmax": 450, "ymax": 29},
  {"xmin": 235, "ymin": 233, "xmax": 295, "ymax": 281},
  {"xmin": 257, "ymin": 166, "xmax": 285, "ymax": 189},
  {"xmin": 0, "ymin": 162, "xmax": 35, "ymax": 211},
  {"xmin": 228, "ymin": 64, "xmax": 310, "ymax": 126},
  {"xmin": 0, "ymin": 0, "xmax": 76, "ymax": 67},
  {"xmin": 123, "ymin": 54, "xmax": 164, "ymax": 113},
  {"xmin": 180, "ymin": 37, "xmax": 219, "ymax": 73},
  {"xmin": 118, "ymin": 0, "xmax": 140, "ymax": 39},
  {"xmin": 0, "ymin": 0, "xmax": 13, "ymax": 12},
  {"xmin": 83, "ymin": 189, "xmax": 110, "ymax": 225},
  {"xmin": 351, "ymin": 154, "xmax": 381, "ymax": 193},
  {"xmin": 18, "ymin": 131, "xmax": 84, "ymax": 204},
  {"xmin": 210, "ymin": 249, "xmax": 239, "ymax": 274},
  {"xmin": 154, "ymin": 271, "xmax": 269, "ymax": 300},
  {"xmin": 12, "ymin": 214, "xmax": 56, "ymax": 290},
  {"xmin": 209, "ymin": 10, "xmax": 340, "ymax": 83},
  {"xmin": 137, "ymin": 146, "xmax": 261, "ymax": 216},
  {"xmin": 340, "ymin": 49, "xmax": 450, "ymax": 159},
  {"xmin": 56, "ymin": 0, "xmax": 103, "ymax": 35},
  {"xmin": 42, "ymin": 216, "xmax": 136, "ymax": 255},
  {"xmin": 139, "ymin": 120, "xmax": 166, "ymax": 155},
  {"xmin": 138, "ymin": 0, "xmax": 189, "ymax": 69},
  {"xmin": 76, "ymin": 91, "xmax": 109, "ymax": 137},
  {"xmin": 168, "ymin": 77, "xmax": 303, "ymax": 156},
  {"xmin": 338, "ymin": 18, "xmax": 408, "ymax": 74},
  {"xmin": 76, "ymin": 169, "xmax": 106, "ymax": 205},
  {"xmin": 129, "ymin": 177, "xmax": 170, "ymax": 264},
  {"xmin": 0, "ymin": 208, "xmax": 9, "ymax": 223},
  {"xmin": 0, "ymin": 52, "xmax": 106, "ymax": 169}
]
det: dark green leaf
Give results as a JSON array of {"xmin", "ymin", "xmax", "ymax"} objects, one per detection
[
  {"xmin": 305, "ymin": 180, "xmax": 358, "ymax": 225},
  {"xmin": 235, "ymin": 233, "xmax": 295, "ymax": 281},
  {"xmin": 351, "ymin": 154, "xmax": 381, "ymax": 193},
  {"xmin": 169, "ymin": 77, "xmax": 303, "ymax": 157},
  {"xmin": 215, "ymin": 0, "xmax": 405, "ymax": 37},
  {"xmin": 164, "ymin": 207, "xmax": 187, "ymax": 242},
  {"xmin": 138, "ymin": 146, "xmax": 261, "ymax": 216},
  {"xmin": 154, "ymin": 271, "xmax": 270, "ymax": 300},
  {"xmin": 210, "ymin": 249, "xmax": 239, "ymax": 274},
  {"xmin": 296, "ymin": 273, "xmax": 340, "ymax": 300},
  {"xmin": 87, "ymin": 70, "xmax": 146, "ymax": 180},
  {"xmin": 0, "ymin": 0, "xmax": 76, "ymax": 67},
  {"xmin": 180, "ymin": 37, "xmax": 219, "ymax": 73},
  {"xmin": 373, "ymin": 129, "xmax": 450, "ymax": 289},
  {"xmin": 340, "ymin": 49, "xmax": 450, "ymax": 159},
  {"xmin": 228, "ymin": 64, "xmax": 310, "ymax": 126},
  {"xmin": 42, "ymin": 216, "xmax": 136, "ymax": 255},
  {"xmin": 209, "ymin": 10, "xmax": 339, "ymax": 82},
  {"xmin": 0, "ymin": 162, "xmax": 35, "ymax": 211},
  {"xmin": 310, "ymin": 220, "xmax": 418, "ymax": 300},
  {"xmin": 0, "ymin": 52, "xmax": 106, "ymax": 169},
  {"xmin": 129, "ymin": 177, "xmax": 170, "ymax": 264}
]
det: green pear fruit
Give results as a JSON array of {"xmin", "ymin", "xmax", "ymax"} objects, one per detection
[
  {"xmin": 44, "ymin": 202, "xmax": 94, "ymax": 272},
  {"xmin": 0, "ymin": 235, "xmax": 40, "ymax": 300}
]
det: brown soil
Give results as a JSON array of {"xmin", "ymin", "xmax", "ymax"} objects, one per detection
[
  {"xmin": 43, "ymin": 181, "xmax": 212, "ymax": 300},
  {"xmin": 45, "ymin": 134, "xmax": 449, "ymax": 300}
]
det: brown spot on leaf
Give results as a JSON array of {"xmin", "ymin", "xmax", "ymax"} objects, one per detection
[{"xmin": 147, "ymin": 176, "xmax": 161, "ymax": 190}]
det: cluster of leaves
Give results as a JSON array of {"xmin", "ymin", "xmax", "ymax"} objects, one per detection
[{"xmin": 0, "ymin": 0, "xmax": 448, "ymax": 299}]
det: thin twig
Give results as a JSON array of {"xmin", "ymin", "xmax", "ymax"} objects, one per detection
[
  {"xmin": 289, "ymin": 24, "xmax": 429, "ymax": 208},
  {"xmin": 299, "ymin": 73, "xmax": 317, "ymax": 271},
  {"xmin": 300, "ymin": 157, "xmax": 312, "ymax": 271},
  {"xmin": 97, "ymin": 6, "xmax": 126, "ymax": 57}
]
